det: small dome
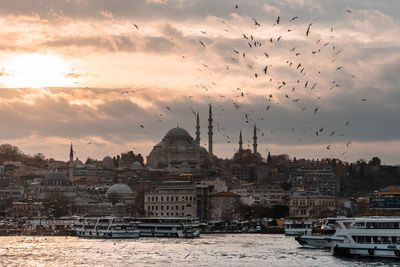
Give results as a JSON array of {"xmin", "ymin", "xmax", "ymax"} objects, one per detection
[
  {"xmin": 107, "ymin": 183, "xmax": 133, "ymax": 195},
  {"xmin": 165, "ymin": 127, "xmax": 191, "ymax": 138},
  {"xmin": 103, "ymin": 156, "xmax": 112, "ymax": 162},
  {"xmin": 180, "ymin": 161, "xmax": 190, "ymax": 168},
  {"xmin": 131, "ymin": 161, "xmax": 142, "ymax": 170},
  {"xmin": 74, "ymin": 158, "xmax": 84, "ymax": 165}
]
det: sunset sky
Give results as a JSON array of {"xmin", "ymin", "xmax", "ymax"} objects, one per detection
[{"xmin": 0, "ymin": 0, "xmax": 399, "ymax": 164}]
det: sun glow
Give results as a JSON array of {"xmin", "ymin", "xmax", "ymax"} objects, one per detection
[{"xmin": 0, "ymin": 53, "xmax": 74, "ymax": 88}]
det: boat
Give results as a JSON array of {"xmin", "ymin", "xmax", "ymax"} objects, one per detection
[
  {"xmin": 295, "ymin": 218, "xmax": 351, "ymax": 248},
  {"xmin": 284, "ymin": 219, "xmax": 313, "ymax": 236},
  {"xmin": 137, "ymin": 217, "xmax": 200, "ymax": 238},
  {"xmin": 73, "ymin": 217, "xmax": 139, "ymax": 238},
  {"xmin": 332, "ymin": 217, "xmax": 400, "ymax": 258}
]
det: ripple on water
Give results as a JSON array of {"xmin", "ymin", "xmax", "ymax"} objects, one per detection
[{"xmin": 2, "ymin": 235, "xmax": 400, "ymax": 267}]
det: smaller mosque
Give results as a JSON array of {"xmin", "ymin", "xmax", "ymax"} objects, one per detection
[
  {"xmin": 146, "ymin": 106, "xmax": 214, "ymax": 170},
  {"xmin": 233, "ymin": 124, "xmax": 262, "ymax": 164}
]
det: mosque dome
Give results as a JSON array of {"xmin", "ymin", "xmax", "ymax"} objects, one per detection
[
  {"xmin": 102, "ymin": 156, "xmax": 114, "ymax": 169},
  {"xmin": 43, "ymin": 172, "xmax": 73, "ymax": 186},
  {"xmin": 165, "ymin": 127, "xmax": 191, "ymax": 138},
  {"xmin": 107, "ymin": 183, "xmax": 133, "ymax": 195},
  {"xmin": 131, "ymin": 161, "xmax": 142, "ymax": 170}
]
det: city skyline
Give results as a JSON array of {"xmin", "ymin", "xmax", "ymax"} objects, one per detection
[{"xmin": 0, "ymin": 0, "xmax": 399, "ymax": 164}]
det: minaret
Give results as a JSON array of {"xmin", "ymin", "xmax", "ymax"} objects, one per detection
[
  {"xmin": 239, "ymin": 130, "xmax": 243, "ymax": 152},
  {"xmin": 195, "ymin": 112, "xmax": 200, "ymax": 145},
  {"xmin": 69, "ymin": 143, "xmax": 74, "ymax": 179},
  {"xmin": 253, "ymin": 124, "xmax": 258, "ymax": 154},
  {"xmin": 208, "ymin": 104, "xmax": 213, "ymax": 155}
]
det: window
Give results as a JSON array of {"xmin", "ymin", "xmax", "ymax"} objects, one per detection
[
  {"xmin": 152, "ymin": 196, "xmax": 154, "ymax": 201},
  {"xmin": 161, "ymin": 196, "xmax": 164, "ymax": 201},
  {"xmin": 148, "ymin": 196, "xmax": 150, "ymax": 201},
  {"xmin": 167, "ymin": 196, "xmax": 169, "ymax": 201},
  {"xmin": 161, "ymin": 206, "xmax": 163, "ymax": 210},
  {"xmin": 167, "ymin": 206, "xmax": 169, "ymax": 210},
  {"xmin": 182, "ymin": 205, "xmax": 184, "ymax": 210},
  {"xmin": 176, "ymin": 205, "xmax": 179, "ymax": 210},
  {"xmin": 176, "ymin": 196, "xmax": 178, "ymax": 201}
]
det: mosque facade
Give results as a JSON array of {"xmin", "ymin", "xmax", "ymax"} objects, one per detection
[{"xmin": 146, "ymin": 106, "xmax": 213, "ymax": 170}]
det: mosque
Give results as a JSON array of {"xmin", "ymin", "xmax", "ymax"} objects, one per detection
[{"xmin": 146, "ymin": 105, "xmax": 214, "ymax": 170}]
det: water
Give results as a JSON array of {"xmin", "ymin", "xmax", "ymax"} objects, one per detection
[{"xmin": 1, "ymin": 234, "xmax": 399, "ymax": 266}]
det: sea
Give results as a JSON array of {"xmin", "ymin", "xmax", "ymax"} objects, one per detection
[{"xmin": 1, "ymin": 234, "xmax": 399, "ymax": 266}]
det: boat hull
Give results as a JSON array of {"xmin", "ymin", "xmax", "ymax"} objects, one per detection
[
  {"xmin": 295, "ymin": 235, "xmax": 343, "ymax": 249},
  {"xmin": 75, "ymin": 230, "xmax": 139, "ymax": 239},
  {"xmin": 333, "ymin": 244, "xmax": 400, "ymax": 259}
]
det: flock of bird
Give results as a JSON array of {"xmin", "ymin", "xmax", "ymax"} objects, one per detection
[{"xmin": 121, "ymin": 4, "xmax": 365, "ymax": 160}]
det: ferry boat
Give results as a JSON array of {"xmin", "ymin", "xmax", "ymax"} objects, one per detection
[
  {"xmin": 332, "ymin": 217, "xmax": 400, "ymax": 258},
  {"xmin": 284, "ymin": 219, "xmax": 313, "ymax": 236},
  {"xmin": 137, "ymin": 217, "xmax": 200, "ymax": 238},
  {"xmin": 73, "ymin": 217, "xmax": 139, "ymax": 238},
  {"xmin": 295, "ymin": 218, "xmax": 351, "ymax": 248}
]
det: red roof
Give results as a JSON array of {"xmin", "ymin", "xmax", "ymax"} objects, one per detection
[{"xmin": 210, "ymin": 191, "xmax": 240, "ymax": 198}]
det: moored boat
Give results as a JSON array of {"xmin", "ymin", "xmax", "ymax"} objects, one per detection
[
  {"xmin": 73, "ymin": 217, "xmax": 139, "ymax": 239},
  {"xmin": 284, "ymin": 219, "xmax": 313, "ymax": 236},
  {"xmin": 137, "ymin": 217, "xmax": 200, "ymax": 238},
  {"xmin": 295, "ymin": 218, "xmax": 351, "ymax": 249},
  {"xmin": 332, "ymin": 217, "xmax": 400, "ymax": 258}
]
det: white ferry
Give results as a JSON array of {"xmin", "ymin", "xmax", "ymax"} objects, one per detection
[
  {"xmin": 73, "ymin": 217, "xmax": 139, "ymax": 239},
  {"xmin": 137, "ymin": 217, "xmax": 200, "ymax": 238},
  {"xmin": 295, "ymin": 218, "xmax": 351, "ymax": 248},
  {"xmin": 284, "ymin": 219, "xmax": 313, "ymax": 236},
  {"xmin": 332, "ymin": 217, "xmax": 400, "ymax": 258}
]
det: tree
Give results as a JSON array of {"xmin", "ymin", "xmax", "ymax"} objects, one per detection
[{"xmin": 369, "ymin": 157, "xmax": 381, "ymax": 166}]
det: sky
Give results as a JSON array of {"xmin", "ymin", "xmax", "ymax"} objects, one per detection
[{"xmin": 0, "ymin": 0, "xmax": 399, "ymax": 165}]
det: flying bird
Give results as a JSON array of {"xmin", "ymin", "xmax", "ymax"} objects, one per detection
[
  {"xmin": 346, "ymin": 9, "xmax": 352, "ymax": 13},
  {"xmin": 199, "ymin": 40, "xmax": 205, "ymax": 47},
  {"xmin": 306, "ymin": 23, "xmax": 313, "ymax": 36},
  {"xmin": 133, "ymin": 24, "xmax": 139, "ymax": 30},
  {"xmin": 326, "ymin": 145, "xmax": 331, "ymax": 150},
  {"xmin": 289, "ymin": 16, "xmax": 298, "ymax": 22},
  {"xmin": 336, "ymin": 66, "xmax": 343, "ymax": 70},
  {"xmin": 166, "ymin": 106, "xmax": 171, "ymax": 111},
  {"xmin": 276, "ymin": 16, "xmax": 280, "ymax": 25},
  {"xmin": 253, "ymin": 18, "xmax": 260, "ymax": 26}
]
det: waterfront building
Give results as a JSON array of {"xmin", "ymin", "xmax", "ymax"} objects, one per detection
[
  {"xmin": 231, "ymin": 183, "xmax": 286, "ymax": 207},
  {"xmin": 12, "ymin": 201, "xmax": 43, "ymax": 218},
  {"xmin": 209, "ymin": 191, "xmax": 241, "ymax": 222},
  {"xmin": 288, "ymin": 190, "xmax": 337, "ymax": 219},
  {"xmin": 144, "ymin": 181, "xmax": 196, "ymax": 217},
  {"xmin": 369, "ymin": 186, "xmax": 400, "ymax": 216}
]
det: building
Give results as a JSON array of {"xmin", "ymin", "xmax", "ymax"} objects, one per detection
[
  {"xmin": 289, "ymin": 166, "xmax": 340, "ymax": 196},
  {"xmin": 36, "ymin": 172, "xmax": 77, "ymax": 201},
  {"xmin": 144, "ymin": 181, "xmax": 196, "ymax": 217},
  {"xmin": 370, "ymin": 186, "xmax": 400, "ymax": 216},
  {"xmin": 209, "ymin": 192, "xmax": 241, "ymax": 222},
  {"xmin": 232, "ymin": 183, "xmax": 286, "ymax": 207},
  {"xmin": 289, "ymin": 191, "xmax": 337, "ymax": 219}
]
